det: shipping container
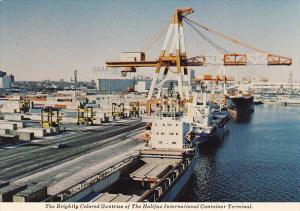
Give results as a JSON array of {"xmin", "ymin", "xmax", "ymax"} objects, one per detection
[
  {"xmin": 54, "ymin": 104, "xmax": 67, "ymax": 109},
  {"xmin": 0, "ymin": 184, "xmax": 27, "ymax": 202},
  {"xmin": 0, "ymin": 122, "xmax": 17, "ymax": 130},
  {"xmin": 0, "ymin": 128, "xmax": 9, "ymax": 135},
  {"xmin": 16, "ymin": 132, "xmax": 34, "ymax": 141},
  {"xmin": 17, "ymin": 128, "xmax": 46, "ymax": 138},
  {"xmin": 13, "ymin": 184, "xmax": 47, "ymax": 202},
  {"xmin": 0, "ymin": 120, "xmax": 25, "ymax": 128},
  {"xmin": 57, "ymin": 98, "xmax": 72, "ymax": 102},
  {"xmin": 4, "ymin": 114, "xmax": 24, "ymax": 121},
  {"xmin": 121, "ymin": 52, "xmax": 145, "ymax": 62},
  {"xmin": 203, "ymin": 74, "xmax": 212, "ymax": 80},
  {"xmin": 0, "ymin": 134, "xmax": 19, "ymax": 143},
  {"xmin": 32, "ymin": 97, "xmax": 47, "ymax": 101}
]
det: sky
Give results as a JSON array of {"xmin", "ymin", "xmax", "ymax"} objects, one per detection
[{"xmin": 0, "ymin": 0, "xmax": 299, "ymax": 82}]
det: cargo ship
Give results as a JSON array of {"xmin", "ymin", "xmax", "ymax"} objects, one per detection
[
  {"xmin": 86, "ymin": 108, "xmax": 198, "ymax": 202},
  {"xmin": 185, "ymin": 93, "xmax": 230, "ymax": 145},
  {"xmin": 42, "ymin": 106, "xmax": 198, "ymax": 202},
  {"xmin": 226, "ymin": 85, "xmax": 254, "ymax": 121},
  {"xmin": 280, "ymin": 96, "xmax": 300, "ymax": 107}
]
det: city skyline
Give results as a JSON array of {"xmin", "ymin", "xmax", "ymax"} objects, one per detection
[{"xmin": 0, "ymin": 0, "xmax": 299, "ymax": 82}]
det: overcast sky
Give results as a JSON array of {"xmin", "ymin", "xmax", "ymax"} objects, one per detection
[{"xmin": 0, "ymin": 0, "xmax": 299, "ymax": 82}]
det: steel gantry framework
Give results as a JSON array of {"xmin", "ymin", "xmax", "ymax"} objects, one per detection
[{"xmin": 105, "ymin": 7, "xmax": 292, "ymax": 113}]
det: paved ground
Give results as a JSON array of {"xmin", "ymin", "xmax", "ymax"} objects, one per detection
[
  {"xmin": 13, "ymin": 128, "xmax": 144, "ymax": 195},
  {"xmin": 0, "ymin": 118, "xmax": 145, "ymax": 182}
]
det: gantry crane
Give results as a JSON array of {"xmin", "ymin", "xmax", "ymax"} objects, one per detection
[
  {"xmin": 20, "ymin": 96, "xmax": 30, "ymax": 113},
  {"xmin": 112, "ymin": 103, "xmax": 125, "ymax": 118},
  {"xmin": 77, "ymin": 104, "xmax": 94, "ymax": 125},
  {"xmin": 41, "ymin": 107, "xmax": 61, "ymax": 128},
  {"xmin": 129, "ymin": 102, "xmax": 140, "ymax": 117},
  {"xmin": 105, "ymin": 7, "xmax": 292, "ymax": 115}
]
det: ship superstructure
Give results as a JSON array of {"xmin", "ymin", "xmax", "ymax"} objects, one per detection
[
  {"xmin": 226, "ymin": 82, "xmax": 254, "ymax": 120},
  {"xmin": 185, "ymin": 93, "xmax": 229, "ymax": 144},
  {"xmin": 89, "ymin": 105, "xmax": 198, "ymax": 202}
]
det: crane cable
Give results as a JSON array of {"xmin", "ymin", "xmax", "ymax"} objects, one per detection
[
  {"xmin": 241, "ymin": 67, "xmax": 269, "ymax": 81},
  {"xmin": 183, "ymin": 16, "xmax": 271, "ymax": 83},
  {"xmin": 183, "ymin": 17, "xmax": 268, "ymax": 54},
  {"xmin": 183, "ymin": 16, "xmax": 268, "ymax": 78},
  {"xmin": 140, "ymin": 22, "xmax": 169, "ymax": 53},
  {"xmin": 183, "ymin": 18, "xmax": 231, "ymax": 54}
]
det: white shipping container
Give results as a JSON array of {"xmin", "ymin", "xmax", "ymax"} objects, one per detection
[
  {"xmin": 17, "ymin": 128, "xmax": 46, "ymax": 138},
  {"xmin": 93, "ymin": 117, "xmax": 102, "ymax": 124},
  {"xmin": 0, "ymin": 108, "xmax": 16, "ymax": 113},
  {"xmin": 95, "ymin": 112, "xmax": 107, "ymax": 118},
  {"xmin": 27, "ymin": 115, "xmax": 41, "ymax": 121},
  {"xmin": 121, "ymin": 52, "xmax": 145, "ymax": 62},
  {"xmin": 61, "ymin": 117, "xmax": 77, "ymax": 123},
  {"xmin": 0, "ymin": 123, "xmax": 17, "ymax": 130},
  {"xmin": 66, "ymin": 105, "xmax": 79, "ymax": 110},
  {"xmin": 0, "ymin": 129, "xmax": 9, "ymax": 135},
  {"xmin": 16, "ymin": 132, "xmax": 34, "ymax": 141},
  {"xmin": 4, "ymin": 114, "xmax": 24, "ymax": 121},
  {"xmin": 0, "ymin": 121, "xmax": 25, "ymax": 128}
]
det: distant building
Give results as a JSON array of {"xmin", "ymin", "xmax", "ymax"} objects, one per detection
[
  {"xmin": 94, "ymin": 66, "xmax": 193, "ymax": 94},
  {"xmin": 0, "ymin": 71, "xmax": 14, "ymax": 89},
  {"xmin": 94, "ymin": 69, "xmax": 151, "ymax": 93},
  {"xmin": 97, "ymin": 78, "xmax": 135, "ymax": 93}
]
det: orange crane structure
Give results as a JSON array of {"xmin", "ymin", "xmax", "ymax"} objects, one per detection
[{"xmin": 105, "ymin": 7, "xmax": 292, "ymax": 115}]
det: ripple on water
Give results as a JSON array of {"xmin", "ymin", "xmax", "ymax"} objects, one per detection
[{"xmin": 178, "ymin": 105, "xmax": 300, "ymax": 202}]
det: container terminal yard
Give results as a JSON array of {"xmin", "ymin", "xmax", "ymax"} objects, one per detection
[{"xmin": 0, "ymin": 2, "xmax": 299, "ymax": 204}]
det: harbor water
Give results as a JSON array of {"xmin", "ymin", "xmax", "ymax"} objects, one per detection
[{"xmin": 178, "ymin": 104, "xmax": 300, "ymax": 202}]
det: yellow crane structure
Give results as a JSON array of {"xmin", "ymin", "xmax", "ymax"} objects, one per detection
[
  {"xmin": 129, "ymin": 102, "xmax": 140, "ymax": 117},
  {"xmin": 105, "ymin": 7, "xmax": 292, "ymax": 115},
  {"xmin": 41, "ymin": 107, "xmax": 61, "ymax": 128},
  {"xmin": 112, "ymin": 103, "xmax": 125, "ymax": 118},
  {"xmin": 77, "ymin": 105, "xmax": 94, "ymax": 125}
]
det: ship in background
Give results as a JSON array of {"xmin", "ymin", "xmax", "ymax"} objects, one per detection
[
  {"xmin": 225, "ymin": 82, "xmax": 254, "ymax": 121},
  {"xmin": 185, "ymin": 92, "xmax": 230, "ymax": 144}
]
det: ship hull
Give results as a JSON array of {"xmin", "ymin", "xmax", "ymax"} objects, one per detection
[
  {"xmin": 226, "ymin": 95, "xmax": 254, "ymax": 120},
  {"xmin": 193, "ymin": 115, "xmax": 230, "ymax": 145},
  {"xmin": 194, "ymin": 133, "xmax": 210, "ymax": 144},
  {"xmin": 194, "ymin": 125, "xmax": 228, "ymax": 144},
  {"xmin": 214, "ymin": 123, "xmax": 229, "ymax": 139},
  {"xmin": 160, "ymin": 150, "xmax": 198, "ymax": 202}
]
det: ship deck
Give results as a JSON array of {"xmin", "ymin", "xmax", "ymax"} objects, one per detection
[
  {"xmin": 130, "ymin": 163, "xmax": 171, "ymax": 182},
  {"xmin": 92, "ymin": 193, "xmax": 140, "ymax": 202}
]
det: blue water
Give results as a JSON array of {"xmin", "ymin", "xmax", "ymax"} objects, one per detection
[{"xmin": 179, "ymin": 105, "xmax": 300, "ymax": 202}]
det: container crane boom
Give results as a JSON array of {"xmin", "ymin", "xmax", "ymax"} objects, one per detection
[{"xmin": 104, "ymin": 7, "xmax": 292, "ymax": 115}]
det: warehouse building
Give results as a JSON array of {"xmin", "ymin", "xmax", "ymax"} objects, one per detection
[
  {"xmin": 0, "ymin": 71, "xmax": 14, "ymax": 89},
  {"xmin": 95, "ymin": 69, "xmax": 151, "ymax": 93}
]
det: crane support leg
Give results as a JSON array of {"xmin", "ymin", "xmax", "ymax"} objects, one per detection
[
  {"xmin": 161, "ymin": 24, "xmax": 174, "ymax": 56},
  {"xmin": 148, "ymin": 72, "xmax": 159, "ymax": 100},
  {"xmin": 177, "ymin": 73, "xmax": 183, "ymax": 99},
  {"xmin": 182, "ymin": 67, "xmax": 190, "ymax": 100}
]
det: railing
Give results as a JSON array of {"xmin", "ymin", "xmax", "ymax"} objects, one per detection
[
  {"xmin": 140, "ymin": 157, "xmax": 193, "ymax": 202},
  {"xmin": 183, "ymin": 144, "xmax": 194, "ymax": 150}
]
